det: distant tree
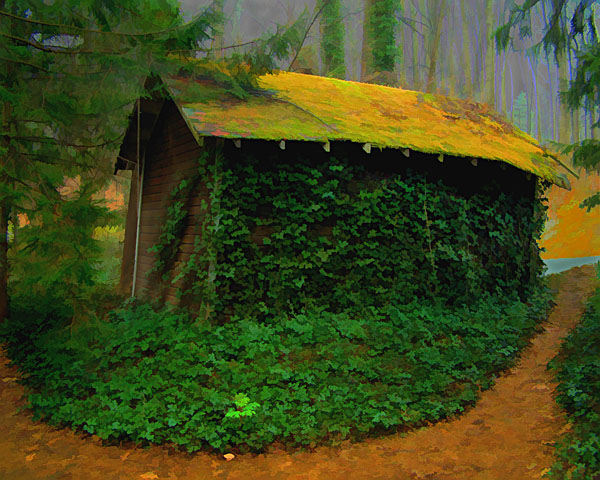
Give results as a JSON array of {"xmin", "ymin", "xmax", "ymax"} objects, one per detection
[
  {"xmin": 360, "ymin": 0, "xmax": 401, "ymax": 86},
  {"xmin": 496, "ymin": 0, "xmax": 600, "ymax": 212},
  {"xmin": 482, "ymin": 0, "xmax": 495, "ymax": 105},
  {"xmin": 425, "ymin": 0, "xmax": 448, "ymax": 93},
  {"xmin": 318, "ymin": 0, "xmax": 346, "ymax": 79}
]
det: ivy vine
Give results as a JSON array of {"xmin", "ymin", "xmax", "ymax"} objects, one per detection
[{"xmin": 146, "ymin": 141, "xmax": 550, "ymax": 324}]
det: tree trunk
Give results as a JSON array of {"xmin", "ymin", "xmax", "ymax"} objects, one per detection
[
  {"xmin": 425, "ymin": 0, "xmax": 447, "ymax": 93},
  {"xmin": 460, "ymin": 0, "xmax": 472, "ymax": 98},
  {"xmin": 500, "ymin": 51, "xmax": 507, "ymax": 116},
  {"xmin": 411, "ymin": 0, "xmax": 421, "ymax": 90},
  {"xmin": 527, "ymin": 89, "xmax": 532, "ymax": 134},
  {"xmin": 558, "ymin": 50, "xmax": 571, "ymax": 143},
  {"xmin": 0, "ymin": 33, "xmax": 11, "ymax": 322},
  {"xmin": 212, "ymin": 0, "xmax": 225, "ymax": 59},
  {"xmin": 508, "ymin": 57, "xmax": 514, "ymax": 121},
  {"xmin": 526, "ymin": 55, "xmax": 541, "ymax": 140},
  {"xmin": 0, "ymin": 203, "xmax": 8, "ymax": 323},
  {"xmin": 360, "ymin": 0, "xmax": 375, "ymax": 81},
  {"xmin": 319, "ymin": 0, "xmax": 346, "ymax": 78},
  {"xmin": 396, "ymin": 8, "xmax": 405, "ymax": 88},
  {"xmin": 483, "ymin": 0, "xmax": 495, "ymax": 106}
]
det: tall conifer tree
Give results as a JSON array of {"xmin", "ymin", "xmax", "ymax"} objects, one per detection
[
  {"xmin": 0, "ymin": 0, "xmax": 315, "ymax": 322},
  {"xmin": 318, "ymin": 0, "xmax": 345, "ymax": 79}
]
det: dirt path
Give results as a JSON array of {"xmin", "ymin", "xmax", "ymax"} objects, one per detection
[{"xmin": 1, "ymin": 264, "xmax": 598, "ymax": 480}]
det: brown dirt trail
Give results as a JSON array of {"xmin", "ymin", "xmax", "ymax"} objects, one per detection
[{"xmin": 1, "ymin": 265, "xmax": 598, "ymax": 479}]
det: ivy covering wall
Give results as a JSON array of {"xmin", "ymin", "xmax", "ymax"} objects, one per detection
[{"xmin": 148, "ymin": 139, "xmax": 550, "ymax": 323}]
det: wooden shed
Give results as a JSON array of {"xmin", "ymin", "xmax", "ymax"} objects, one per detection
[{"xmin": 115, "ymin": 70, "xmax": 572, "ymax": 313}]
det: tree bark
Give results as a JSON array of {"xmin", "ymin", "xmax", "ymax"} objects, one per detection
[
  {"xmin": 483, "ymin": 0, "xmax": 495, "ymax": 107},
  {"xmin": 360, "ymin": 0, "xmax": 375, "ymax": 81},
  {"xmin": 0, "ymin": 0, "xmax": 11, "ymax": 322},
  {"xmin": 460, "ymin": 0, "xmax": 472, "ymax": 98},
  {"xmin": 0, "ymin": 203, "xmax": 8, "ymax": 323},
  {"xmin": 212, "ymin": 0, "xmax": 225, "ymax": 59},
  {"xmin": 318, "ymin": 0, "xmax": 346, "ymax": 78},
  {"xmin": 558, "ymin": 50, "xmax": 571, "ymax": 143},
  {"xmin": 410, "ymin": 0, "xmax": 421, "ymax": 90},
  {"xmin": 425, "ymin": 0, "xmax": 447, "ymax": 93}
]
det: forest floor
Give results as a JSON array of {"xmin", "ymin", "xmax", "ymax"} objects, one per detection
[{"xmin": 0, "ymin": 264, "xmax": 598, "ymax": 480}]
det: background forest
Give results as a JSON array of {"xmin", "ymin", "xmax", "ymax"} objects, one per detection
[
  {"xmin": 177, "ymin": 0, "xmax": 597, "ymax": 145},
  {"xmin": 98, "ymin": 0, "xmax": 600, "ymax": 271}
]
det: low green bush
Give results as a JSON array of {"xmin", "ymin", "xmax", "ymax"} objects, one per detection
[
  {"xmin": 1, "ymin": 281, "xmax": 556, "ymax": 456},
  {"xmin": 545, "ymin": 262, "xmax": 600, "ymax": 480}
]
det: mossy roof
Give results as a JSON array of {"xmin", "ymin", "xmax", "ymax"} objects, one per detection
[{"xmin": 164, "ymin": 70, "xmax": 571, "ymax": 189}]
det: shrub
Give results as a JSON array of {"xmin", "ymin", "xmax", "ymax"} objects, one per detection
[
  {"xmin": 2, "ymin": 280, "xmax": 557, "ymax": 456},
  {"xmin": 544, "ymin": 263, "xmax": 600, "ymax": 479}
]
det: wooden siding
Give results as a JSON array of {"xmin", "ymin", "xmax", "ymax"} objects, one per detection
[{"xmin": 133, "ymin": 99, "xmax": 210, "ymax": 302}]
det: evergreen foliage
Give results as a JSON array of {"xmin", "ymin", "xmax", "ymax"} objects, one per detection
[
  {"xmin": 318, "ymin": 0, "xmax": 345, "ymax": 79},
  {"xmin": 495, "ymin": 0, "xmax": 600, "ymax": 212},
  {"xmin": 0, "ymin": 0, "xmax": 321, "ymax": 322},
  {"xmin": 367, "ymin": 0, "xmax": 401, "ymax": 73}
]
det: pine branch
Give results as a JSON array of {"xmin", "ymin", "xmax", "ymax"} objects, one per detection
[
  {"xmin": 0, "ymin": 6, "xmax": 211, "ymax": 38},
  {"xmin": 0, "ymin": 56, "xmax": 49, "ymax": 72},
  {"xmin": 0, "ymin": 32, "xmax": 130, "ymax": 55},
  {"xmin": 168, "ymin": 40, "xmax": 259, "ymax": 55},
  {"xmin": 13, "ymin": 135, "xmax": 121, "ymax": 148}
]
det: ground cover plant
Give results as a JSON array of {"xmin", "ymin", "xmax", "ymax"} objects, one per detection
[
  {"xmin": 544, "ymin": 262, "xmax": 600, "ymax": 480},
  {"xmin": 0, "ymin": 281, "xmax": 556, "ymax": 456},
  {"xmin": 0, "ymin": 141, "xmax": 560, "ymax": 456}
]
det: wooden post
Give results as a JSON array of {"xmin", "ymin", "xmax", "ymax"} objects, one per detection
[{"xmin": 118, "ymin": 170, "xmax": 138, "ymax": 296}]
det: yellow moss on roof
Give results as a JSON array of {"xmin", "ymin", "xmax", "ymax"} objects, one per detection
[{"xmin": 165, "ymin": 71, "xmax": 570, "ymax": 189}]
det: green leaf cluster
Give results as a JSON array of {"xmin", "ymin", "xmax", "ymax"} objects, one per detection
[
  {"xmin": 153, "ymin": 144, "xmax": 549, "ymax": 324},
  {"xmin": 0, "ymin": 279, "xmax": 556, "ymax": 455},
  {"xmin": 8, "ymin": 180, "xmax": 121, "ymax": 322},
  {"xmin": 318, "ymin": 0, "xmax": 346, "ymax": 79},
  {"xmin": 367, "ymin": 0, "xmax": 401, "ymax": 73},
  {"xmin": 544, "ymin": 263, "xmax": 600, "ymax": 480}
]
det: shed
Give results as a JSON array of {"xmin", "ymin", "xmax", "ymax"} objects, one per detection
[{"xmin": 115, "ymin": 70, "xmax": 572, "ymax": 315}]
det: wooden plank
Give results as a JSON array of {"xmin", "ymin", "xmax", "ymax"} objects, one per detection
[
  {"xmin": 142, "ymin": 178, "xmax": 206, "ymax": 197},
  {"xmin": 140, "ymin": 194, "xmax": 210, "ymax": 211},
  {"xmin": 145, "ymin": 166, "xmax": 200, "ymax": 187},
  {"xmin": 147, "ymin": 139, "xmax": 202, "ymax": 165},
  {"xmin": 138, "ymin": 215, "xmax": 203, "ymax": 232},
  {"xmin": 141, "ymin": 192, "xmax": 168, "ymax": 205},
  {"xmin": 138, "ymin": 235, "xmax": 202, "ymax": 247},
  {"xmin": 139, "ymin": 209, "xmax": 167, "ymax": 221},
  {"xmin": 149, "ymin": 118, "xmax": 193, "ymax": 146},
  {"xmin": 157, "ymin": 133, "xmax": 200, "ymax": 154},
  {"xmin": 146, "ymin": 155, "xmax": 204, "ymax": 179},
  {"xmin": 164, "ymin": 294, "xmax": 180, "ymax": 306},
  {"xmin": 137, "ymin": 251, "xmax": 157, "ymax": 263},
  {"xmin": 176, "ymin": 242, "xmax": 207, "ymax": 255},
  {"xmin": 145, "ymin": 143, "xmax": 200, "ymax": 169}
]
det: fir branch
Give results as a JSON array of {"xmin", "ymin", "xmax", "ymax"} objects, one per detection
[
  {"xmin": 0, "ymin": 32, "xmax": 130, "ymax": 55},
  {"xmin": 0, "ymin": 6, "xmax": 211, "ymax": 38},
  {"xmin": 168, "ymin": 40, "xmax": 258, "ymax": 55},
  {"xmin": 13, "ymin": 135, "xmax": 121, "ymax": 148},
  {"xmin": 0, "ymin": 56, "xmax": 49, "ymax": 72}
]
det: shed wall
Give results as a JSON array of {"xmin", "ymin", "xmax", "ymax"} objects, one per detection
[
  {"xmin": 129, "ymin": 106, "xmax": 539, "ymax": 308},
  {"xmin": 134, "ymin": 100, "xmax": 208, "ymax": 303}
]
